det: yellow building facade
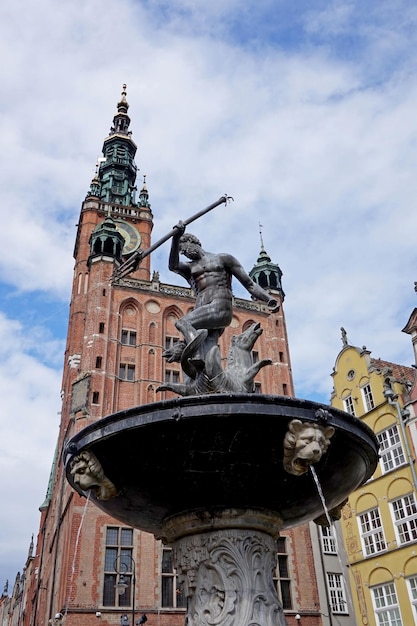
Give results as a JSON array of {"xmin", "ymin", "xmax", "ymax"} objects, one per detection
[{"xmin": 330, "ymin": 334, "xmax": 417, "ymax": 626}]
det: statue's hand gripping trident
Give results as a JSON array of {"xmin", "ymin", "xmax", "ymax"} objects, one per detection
[{"xmin": 112, "ymin": 195, "xmax": 233, "ymax": 280}]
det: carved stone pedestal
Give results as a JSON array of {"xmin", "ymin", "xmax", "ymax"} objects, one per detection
[{"xmin": 163, "ymin": 510, "xmax": 287, "ymax": 626}]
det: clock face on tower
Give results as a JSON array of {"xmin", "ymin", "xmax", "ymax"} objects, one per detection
[{"xmin": 115, "ymin": 221, "xmax": 141, "ymax": 255}]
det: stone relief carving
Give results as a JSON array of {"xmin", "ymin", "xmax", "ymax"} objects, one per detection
[
  {"xmin": 283, "ymin": 419, "xmax": 335, "ymax": 476},
  {"xmin": 173, "ymin": 529, "xmax": 286, "ymax": 626},
  {"xmin": 69, "ymin": 450, "xmax": 119, "ymax": 500}
]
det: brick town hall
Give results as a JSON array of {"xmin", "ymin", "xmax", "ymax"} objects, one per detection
[{"xmin": 7, "ymin": 87, "xmax": 329, "ymax": 626}]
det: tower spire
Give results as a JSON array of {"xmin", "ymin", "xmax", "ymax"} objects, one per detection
[
  {"xmin": 110, "ymin": 83, "xmax": 131, "ymax": 136},
  {"xmin": 87, "ymin": 84, "xmax": 138, "ymax": 206},
  {"xmin": 259, "ymin": 222, "xmax": 265, "ymax": 252}
]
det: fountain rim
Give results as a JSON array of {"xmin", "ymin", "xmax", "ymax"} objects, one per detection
[{"xmin": 64, "ymin": 393, "xmax": 378, "ymax": 464}]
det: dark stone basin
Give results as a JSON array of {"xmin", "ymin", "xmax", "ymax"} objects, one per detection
[{"xmin": 64, "ymin": 394, "xmax": 379, "ymax": 537}]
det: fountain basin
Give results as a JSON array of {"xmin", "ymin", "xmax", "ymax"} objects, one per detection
[{"xmin": 64, "ymin": 394, "xmax": 378, "ymax": 540}]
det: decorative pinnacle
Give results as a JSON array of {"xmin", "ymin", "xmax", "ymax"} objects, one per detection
[
  {"xmin": 117, "ymin": 83, "xmax": 129, "ymax": 114},
  {"xmin": 258, "ymin": 222, "xmax": 265, "ymax": 252}
]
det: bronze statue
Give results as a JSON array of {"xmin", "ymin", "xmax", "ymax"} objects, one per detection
[
  {"xmin": 169, "ymin": 222, "xmax": 278, "ymax": 347},
  {"xmin": 157, "ymin": 223, "xmax": 278, "ymax": 395}
]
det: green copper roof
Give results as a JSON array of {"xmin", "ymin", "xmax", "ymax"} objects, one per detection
[
  {"xmin": 249, "ymin": 242, "xmax": 285, "ymax": 300},
  {"xmin": 39, "ymin": 441, "xmax": 58, "ymax": 511},
  {"xmin": 86, "ymin": 85, "xmax": 139, "ymax": 206}
]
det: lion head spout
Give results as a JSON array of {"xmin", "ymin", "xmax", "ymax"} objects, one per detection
[{"xmin": 283, "ymin": 419, "xmax": 335, "ymax": 476}]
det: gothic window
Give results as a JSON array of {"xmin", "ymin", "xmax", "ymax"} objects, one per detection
[
  {"xmin": 121, "ymin": 329, "xmax": 137, "ymax": 346},
  {"xmin": 147, "ymin": 385, "xmax": 155, "ymax": 404},
  {"xmin": 320, "ymin": 526, "xmax": 337, "ymax": 554},
  {"xmin": 358, "ymin": 508, "xmax": 386, "ymax": 556},
  {"xmin": 343, "ymin": 395, "xmax": 356, "ymax": 416},
  {"xmin": 160, "ymin": 548, "xmax": 186, "ymax": 608},
  {"xmin": 119, "ymin": 364, "xmax": 135, "ymax": 381},
  {"xmin": 361, "ymin": 383, "xmax": 375, "ymax": 411},
  {"xmin": 274, "ymin": 537, "xmax": 292, "ymax": 610},
  {"xmin": 377, "ymin": 425, "xmax": 406, "ymax": 473},
  {"xmin": 390, "ymin": 493, "xmax": 417, "ymax": 545},
  {"xmin": 371, "ymin": 582, "xmax": 402, "ymax": 626},
  {"xmin": 103, "ymin": 527, "xmax": 134, "ymax": 607},
  {"xmin": 327, "ymin": 573, "xmax": 348, "ymax": 614}
]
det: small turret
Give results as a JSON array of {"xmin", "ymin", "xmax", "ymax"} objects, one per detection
[
  {"xmin": 86, "ymin": 162, "xmax": 101, "ymax": 199},
  {"xmin": 138, "ymin": 174, "xmax": 151, "ymax": 210},
  {"xmin": 88, "ymin": 214, "xmax": 125, "ymax": 265},
  {"xmin": 249, "ymin": 225, "xmax": 284, "ymax": 300}
]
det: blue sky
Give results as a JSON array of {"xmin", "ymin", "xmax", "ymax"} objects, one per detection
[{"xmin": 2, "ymin": 0, "xmax": 417, "ymax": 589}]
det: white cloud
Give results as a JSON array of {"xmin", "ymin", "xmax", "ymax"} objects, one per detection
[
  {"xmin": 0, "ymin": 314, "xmax": 61, "ymax": 580},
  {"xmin": 2, "ymin": 0, "xmax": 417, "ymax": 587}
]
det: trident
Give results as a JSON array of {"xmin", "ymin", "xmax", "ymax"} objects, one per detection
[{"xmin": 113, "ymin": 194, "xmax": 233, "ymax": 280}]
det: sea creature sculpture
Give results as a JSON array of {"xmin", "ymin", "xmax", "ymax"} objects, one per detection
[{"xmin": 157, "ymin": 323, "xmax": 271, "ymax": 396}]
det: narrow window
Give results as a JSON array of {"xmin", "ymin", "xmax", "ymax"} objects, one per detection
[
  {"xmin": 92, "ymin": 391, "xmax": 99, "ymax": 404},
  {"xmin": 371, "ymin": 582, "xmax": 402, "ymax": 626},
  {"xmin": 165, "ymin": 370, "xmax": 180, "ymax": 384},
  {"xmin": 161, "ymin": 548, "xmax": 186, "ymax": 608},
  {"xmin": 283, "ymin": 383, "xmax": 288, "ymax": 395},
  {"xmin": 320, "ymin": 526, "xmax": 337, "ymax": 554},
  {"xmin": 121, "ymin": 329, "xmax": 137, "ymax": 346},
  {"xmin": 103, "ymin": 527, "xmax": 134, "ymax": 607},
  {"xmin": 252, "ymin": 351, "xmax": 259, "ymax": 363},
  {"xmin": 327, "ymin": 573, "xmax": 348, "ymax": 614},
  {"xmin": 99, "ymin": 322, "xmax": 105, "ymax": 334},
  {"xmin": 95, "ymin": 356, "xmax": 102, "ymax": 369},
  {"xmin": 361, "ymin": 383, "xmax": 375, "ymax": 411},
  {"xmin": 343, "ymin": 395, "xmax": 356, "ymax": 416},
  {"xmin": 377, "ymin": 425, "xmax": 406, "ymax": 473},
  {"xmin": 274, "ymin": 537, "xmax": 292, "ymax": 610},
  {"xmin": 165, "ymin": 336, "xmax": 181, "ymax": 351},
  {"xmin": 407, "ymin": 575, "xmax": 417, "ymax": 622},
  {"xmin": 119, "ymin": 364, "xmax": 135, "ymax": 381},
  {"xmin": 390, "ymin": 493, "xmax": 417, "ymax": 545},
  {"xmin": 279, "ymin": 351, "xmax": 284, "ymax": 362},
  {"xmin": 254, "ymin": 382, "xmax": 262, "ymax": 394},
  {"xmin": 358, "ymin": 508, "xmax": 386, "ymax": 556}
]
